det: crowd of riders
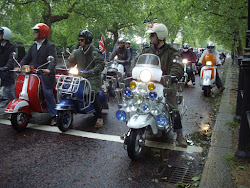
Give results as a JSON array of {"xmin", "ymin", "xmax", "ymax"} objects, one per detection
[{"xmin": 0, "ymin": 22, "xmax": 227, "ymax": 146}]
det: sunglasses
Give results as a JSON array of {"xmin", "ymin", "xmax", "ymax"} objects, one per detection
[
  {"xmin": 34, "ymin": 30, "xmax": 40, "ymax": 33},
  {"xmin": 150, "ymin": 33, "xmax": 156, "ymax": 37},
  {"xmin": 78, "ymin": 39, "xmax": 85, "ymax": 42}
]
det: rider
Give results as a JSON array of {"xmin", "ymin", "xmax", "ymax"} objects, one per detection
[
  {"xmin": 110, "ymin": 37, "xmax": 131, "ymax": 76},
  {"xmin": 180, "ymin": 43, "xmax": 196, "ymax": 85},
  {"xmin": 19, "ymin": 23, "xmax": 58, "ymax": 126},
  {"xmin": 199, "ymin": 41, "xmax": 225, "ymax": 92},
  {"xmin": 68, "ymin": 30, "xmax": 105, "ymax": 128},
  {"xmin": 0, "ymin": 26, "xmax": 16, "ymax": 107},
  {"xmin": 131, "ymin": 23, "xmax": 187, "ymax": 147}
]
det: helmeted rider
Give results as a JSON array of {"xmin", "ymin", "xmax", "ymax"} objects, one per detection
[
  {"xmin": 130, "ymin": 23, "xmax": 187, "ymax": 147},
  {"xmin": 68, "ymin": 30, "xmax": 105, "ymax": 128},
  {"xmin": 0, "ymin": 26, "xmax": 16, "ymax": 107},
  {"xmin": 199, "ymin": 41, "xmax": 225, "ymax": 92},
  {"xmin": 110, "ymin": 37, "xmax": 131, "ymax": 76},
  {"xmin": 18, "ymin": 23, "xmax": 58, "ymax": 125},
  {"xmin": 180, "ymin": 43, "xmax": 196, "ymax": 85}
]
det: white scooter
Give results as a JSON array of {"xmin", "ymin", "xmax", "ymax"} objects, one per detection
[
  {"xmin": 199, "ymin": 53, "xmax": 217, "ymax": 97},
  {"xmin": 115, "ymin": 53, "xmax": 186, "ymax": 161}
]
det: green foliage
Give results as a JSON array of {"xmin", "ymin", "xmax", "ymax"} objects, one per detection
[{"xmin": 0, "ymin": 0, "xmax": 247, "ymax": 54}]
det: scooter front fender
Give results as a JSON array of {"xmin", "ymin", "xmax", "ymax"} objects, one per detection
[
  {"xmin": 5, "ymin": 99, "xmax": 31, "ymax": 115},
  {"xmin": 127, "ymin": 114, "xmax": 158, "ymax": 134}
]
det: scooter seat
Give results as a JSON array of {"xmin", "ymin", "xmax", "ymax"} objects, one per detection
[{"xmin": 107, "ymin": 68, "xmax": 118, "ymax": 76}]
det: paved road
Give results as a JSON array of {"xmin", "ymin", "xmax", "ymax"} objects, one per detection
[{"xmin": 0, "ymin": 67, "xmax": 225, "ymax": 187}]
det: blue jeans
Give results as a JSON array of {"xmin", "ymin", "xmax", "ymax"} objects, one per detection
[{"xmin": 39, "ymin": 75, "xmax": 57, "ymax": 118}]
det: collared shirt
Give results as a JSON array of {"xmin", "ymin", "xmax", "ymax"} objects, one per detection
[
  {"xmin": 1, "ymin": 42, "xmax": 6, "ymax": 47},
  {"xmin": 35, "ymin": 39, "xmax": 45, "ymax": 50}
]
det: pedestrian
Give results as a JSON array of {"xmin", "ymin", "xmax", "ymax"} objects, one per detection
[
  {"xmin": 68, "ymin": 30, "xmax": 105, "ymax": 128},
  {"xmin": 0, "ymin": 26, "xmax": 16, "ymax": 107},
  {"xmin": 130, "ymin": 23, "xmax": 187, "ymax": 147},
  {"xmin": 18, "ymin": 23, "xmax": 58, "ymax": 126}
]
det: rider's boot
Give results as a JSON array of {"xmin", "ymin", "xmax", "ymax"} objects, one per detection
[{"xmin": 95, "ymin": 118, "xmax": 103, "ymax": 128}]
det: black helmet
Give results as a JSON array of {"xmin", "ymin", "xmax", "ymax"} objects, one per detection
[{"xmin": 78, "ymin": 30, "xmax": 93, "ymax": 45}]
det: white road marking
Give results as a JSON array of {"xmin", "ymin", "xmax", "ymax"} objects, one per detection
[{"xmin": 0, "ymin": 119, "xmax": 202, "ymax": 153}]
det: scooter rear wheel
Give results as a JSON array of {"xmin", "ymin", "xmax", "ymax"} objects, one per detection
[
  {"xmin": 203, "ymin": 86, "xmax": 211, "ymax": 97},
  {"xmin": 11, "ymin": 113, "xmax": 30, "ymax": 132},
  {"xmin": 127, "ymin": 128, "xmax": 146, "ymax": 161},
  {"xmin": 57, "ymin": 111, "xmax": 73, "ymax": 132}
]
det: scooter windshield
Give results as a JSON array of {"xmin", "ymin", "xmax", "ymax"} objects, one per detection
[{"xmin": 136, "ymin": 54, "xmax": 161, "ymax": 67}]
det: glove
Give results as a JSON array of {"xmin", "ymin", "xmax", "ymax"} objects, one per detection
[
  {"xmin": 117, "ymin": 60, "xmax": 125, "ymax": 64},
  {"xmin": 86, "ymin": 69, "xmax": 96, "ymax": 75},
  {"xmin": 0, "ymin": 67, "xmax": 8, "ymax": 72},
  {"xmin": 37, "ymin": 69, "xmax": 44, "ymax": 74}
]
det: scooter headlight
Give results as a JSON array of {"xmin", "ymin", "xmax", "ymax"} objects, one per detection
[
  {"xmin": 69, "ymin": 65, "xmax": 79, "ymax": 75},
  {"xmin": 182, "ymin": 59, "xmax": 188, "ymax": 64},
  {"xmin": 151, "ymin": 105, "xmax": 161, "ymax": 115},
  {"xmin": 140, "ymin": 101, "xmax": 151, "ymax": 113},
  {"xmin": 139, "ymin": 69, "xmax": 151, "ymax": 82},
  {"xmin": 124, "ymin": 88, "xmax": 131, "ymax": 96},
  {"xmin": 133, "ymin": 94, "xmax": 143, "ymax": 104},
  {"xmin": 21, "ymin": 65, "xmax": 31, "ymax": 73},
  {"xmin": 148, "ymin": 83, "xmax": 155, "ymax": 91},
  {"xmin": 130, "ymin": 81, "xmax": 136, "ymax": 89},
  {"xmin": 156, "ymin": 114, "xmax": 168, "ymax": 127},
  {"xmin": 206, "ymin": 61, "xmax": 212, "ymax": 66},
  {"xmin": 149, "ymin": 92, "xmax": 157, "ymax": 99},
  {"xmin": 138, "ymin": 84, "xmax": 147, "ymax": 94},
  {"xmin": 116, "ymin": 110, "xmax": 126, "ymax": 121}
]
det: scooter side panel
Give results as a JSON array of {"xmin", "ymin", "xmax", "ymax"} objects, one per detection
[
  {"xmin": 27, "ymin": 75, "xmax": 45, "ymax": 112},
  {"xmin": 127, "ymin": 114, "xmax": 158, "ymax": 134},
  {"xmin": 56, "ymin": 99, "xmax": 75, "ymax": 111},
  {"xmin": 5, "ymin": 99, "xmax": 31, "ymax": 115}
]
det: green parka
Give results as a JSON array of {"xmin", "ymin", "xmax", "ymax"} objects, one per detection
[
  {"xmin": 132, "ymin": 43, "xmax": 184, "ymax": 109},
  {"xmin": 68, "ymin": 45, "xmax": 105, "ymax": 93}
]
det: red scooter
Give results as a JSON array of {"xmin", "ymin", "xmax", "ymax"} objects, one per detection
[{"xmin": 5, "ymin": 53, "xmax": 58, "ymax": 131}]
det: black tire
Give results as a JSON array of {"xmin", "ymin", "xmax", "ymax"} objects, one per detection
[
  {"xmin": 11, "ymin": 113, "xmax": 30, "ymax": 132},
  {"xmin": 57, "ymin": 111, "xmax": 73, "ymax": 132},
  {"xmin": 204, "ymin": 86, "xmax": 211, "ymax": 97},
  {"xmin": 127, "ymin": 128, "xmax": 146, "ymax": 161},
  {"xmin": 108, "ymin": 81, "xmax": 116, "ymax": 97}
]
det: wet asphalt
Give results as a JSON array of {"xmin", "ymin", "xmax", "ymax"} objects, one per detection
[{"xmin": 0, "ymin": 67, "xmax": 225, "ymax": 187}]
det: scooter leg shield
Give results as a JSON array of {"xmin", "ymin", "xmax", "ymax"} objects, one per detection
[
  {"xmin": 5, "ymin": 99, "xmax": 31, "ymax": 115},
  {"xmin": 127, "ymin": 114, "xmax": 158, "ymax": 134}
]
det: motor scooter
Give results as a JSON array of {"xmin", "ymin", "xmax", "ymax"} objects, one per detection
[
  {"xmin": 102, "ymin": 56, "xmax": 125, "ymax": 96},
  {"xmin": 55, "ymin": 65, "xmax": 109, "ymax": 132},
  {"xmin": 115, "ymin": 53, "xmax": 186, "ymax": 161},
  {"xmin": 180, "ymin": 59, "xmax": 193, "ymax": 85},
  {"xmin": 199, "ymin": 53, "xmax": 217, "ymax": 97},
  {"xmin": 5, "ymin": 53, "xmax": 57, "ymax": 131}
]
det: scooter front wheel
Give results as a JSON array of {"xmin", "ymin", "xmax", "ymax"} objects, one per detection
[
  {"xmin": 127, "ymin": 128, "xmax": 146, "ymax": 161},
  {"xmin": 57, "ymin": 111, "xmax": 73, "ymax": 132},
  {"xmin": 11, "ymin": 113, "xmax": 30, "ymax": 132}
]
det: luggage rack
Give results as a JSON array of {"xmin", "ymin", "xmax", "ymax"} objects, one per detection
[{"xmin": 56, "ymin": 75, "xmax": 94, "ymax": 102}]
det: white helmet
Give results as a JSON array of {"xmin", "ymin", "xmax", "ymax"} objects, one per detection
[
  {"xmin": 183, "ymin": 43, "xmax": 190, "ymax": 52},
  {"xmin": 207, "ymin": 41, "xmax": 215, "ymax": 53},
  {"xmin": 146, "ymin": 23, "xmax": 168, "ymax": 40},
  {"xmin": 0, "ymin": 26, "xmax": 12, "ymax": 41},
  {"xmin": 126, "ymin": 41, "xmax": 131, "ymax": 44},
  {"xmin": 117, "ymin": 37, "xmax": 125, "ymax": 43}
]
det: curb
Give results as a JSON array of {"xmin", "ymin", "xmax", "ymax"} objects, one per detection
[{"xmin": 199, "ymin": 62, "xmax": 234, "ymax": 188}]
